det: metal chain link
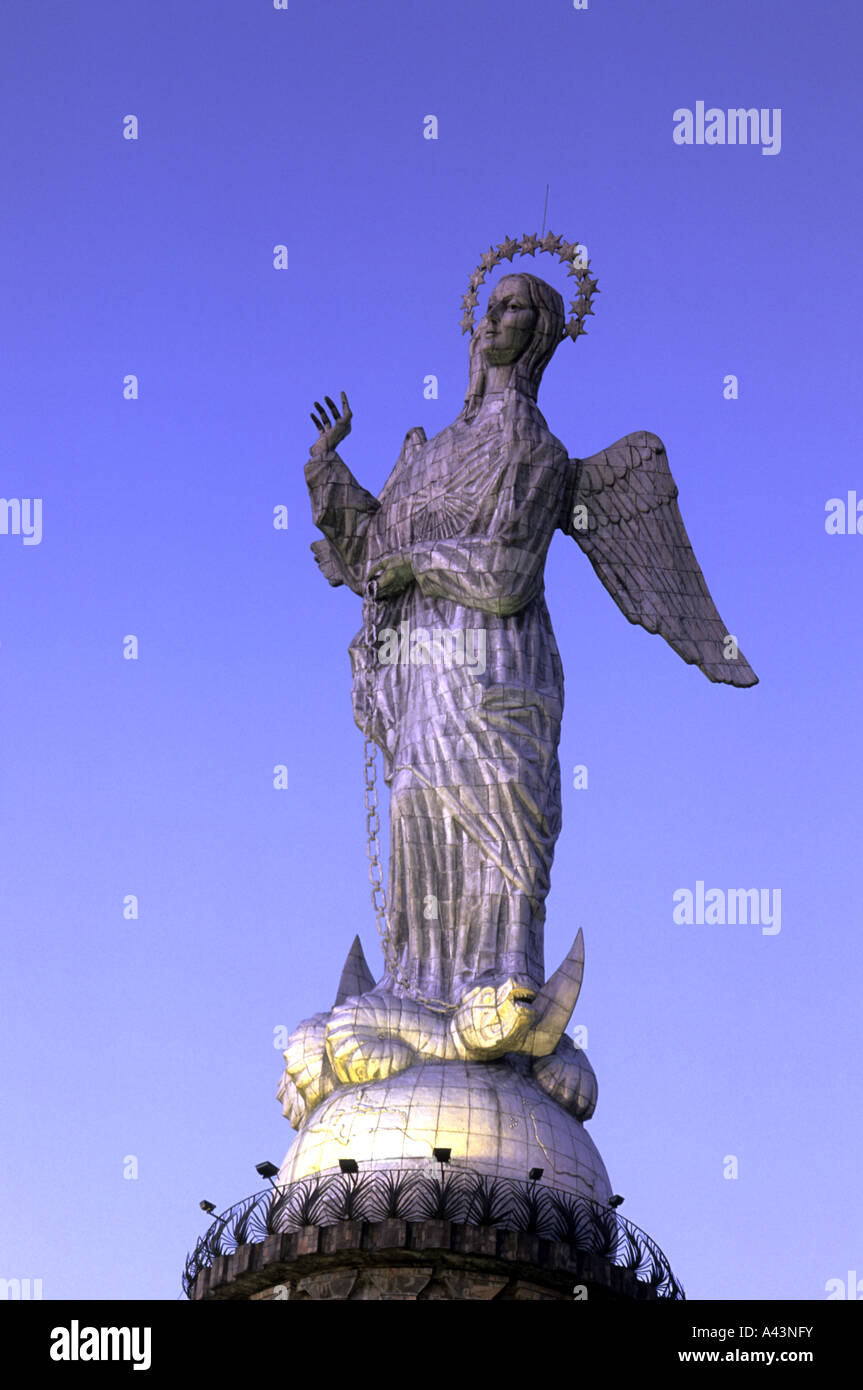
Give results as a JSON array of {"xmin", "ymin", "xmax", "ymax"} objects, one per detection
[
  {"xmin": 362, "ymin": 577, "xmax": 455, "ymax": 1014},
  {"xmin": 362, "ymin": 577, "xmax": 390, "ymax": 950}
]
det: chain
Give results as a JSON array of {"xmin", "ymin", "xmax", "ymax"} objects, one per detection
[
  {"xmin": 362, "ymin": 576, "xmax": 391, "ymax": 959},
  {"xmin": 362, "ymin": 577, "xmax": 455, "ymax": 1015}
]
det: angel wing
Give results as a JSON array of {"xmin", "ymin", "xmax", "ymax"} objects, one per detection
[{"xmin": 561, "ymin": 430, "xmax": 758, "ymax": 687}]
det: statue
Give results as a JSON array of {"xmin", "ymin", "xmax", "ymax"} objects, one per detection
[{"xmin": 276, "ymin": 235, "xmax": 756, "ymax": 1196}]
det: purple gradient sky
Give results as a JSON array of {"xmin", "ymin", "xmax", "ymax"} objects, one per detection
[{"xmin": 1, "ymin": 0, "xmax": 861, "ymax": 1301}]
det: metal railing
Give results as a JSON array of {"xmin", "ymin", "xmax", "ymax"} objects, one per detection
[{"xmin": 183, "ymin": 1167, "xmax": 684, "ymax": 1299}]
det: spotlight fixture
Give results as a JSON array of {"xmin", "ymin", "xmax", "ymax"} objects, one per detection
[
  {"xmin": 528, "ymin": 1167, "xmax": 544, "ymax": 1182},
  {"xmin": 339, "ymin": 1158, "xmax": 359, "ymax": 1175},
  {"xmin": 199, "ymin": 1200, "xmax": 216, "ymax": 1215},
  {"xmin": 432, "ymin": 1148, "xmax": 452, "ymax": 1165},
  {"xmin": 256, "ymin": 1161, "xmax": 279, "ymax": 1186},
  {"xmin": 609, "ymin": 1194, "xmax": 625, "ymax": 1208}
]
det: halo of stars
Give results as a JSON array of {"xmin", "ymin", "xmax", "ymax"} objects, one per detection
[{"xmin": 460, "ymin": 232, "xmax": 599, "ymax": 342}]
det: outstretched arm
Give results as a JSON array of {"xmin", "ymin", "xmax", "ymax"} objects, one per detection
[{"xmin": 304, "ymin": 392, "xmax": 380, "ymax": 594}]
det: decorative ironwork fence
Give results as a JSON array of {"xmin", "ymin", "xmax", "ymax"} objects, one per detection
[{"xmin": 183, "ymin": 1167, "xmax": 684, "ymax": 1299}]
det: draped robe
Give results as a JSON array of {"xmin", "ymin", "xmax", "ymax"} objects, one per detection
[{"xmin": 305, "ymin": 386, "xmax": 571, "ymax": 1006}]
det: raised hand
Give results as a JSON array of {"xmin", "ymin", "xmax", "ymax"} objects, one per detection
[{"xmin": 309, "ymin": 391, "xmax": 352, "ymax": 457}]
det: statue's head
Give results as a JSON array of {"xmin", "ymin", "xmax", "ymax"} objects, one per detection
[{"xmin": 463, "ymin": 272, "xmax": 565, "ymax": 418}]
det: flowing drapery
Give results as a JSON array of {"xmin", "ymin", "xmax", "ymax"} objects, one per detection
[{"xmin": 305, "ymin": 387, "xmax": 570, "ymax": 1004}]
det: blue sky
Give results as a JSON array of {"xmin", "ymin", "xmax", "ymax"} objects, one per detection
[{"xmin": 1, "ymin": 0, "xmax": 861, "ymax": 1300}]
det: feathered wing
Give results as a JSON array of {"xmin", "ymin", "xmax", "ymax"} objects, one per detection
[{"xmin": 561, "ymin": 430, "xmax": 758, "ymax": 687}]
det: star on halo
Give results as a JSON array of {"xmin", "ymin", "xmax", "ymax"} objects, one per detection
[{"xmin": 460, "ymin": 230, "xmax": 599, "ymax": 342}]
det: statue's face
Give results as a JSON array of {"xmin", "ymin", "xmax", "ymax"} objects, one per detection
[{"xmin": 477, "ymin": 275, "xmax": 538, "ymax": 365}]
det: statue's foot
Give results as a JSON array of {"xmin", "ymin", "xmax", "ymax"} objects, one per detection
[
  {"xmin": 450, "ymin": 977, "xmax": 536, "ymax": 1061},
  {"xmin": 532, "ymin": 1035, "xmax": 598, "ymax": 1120}
]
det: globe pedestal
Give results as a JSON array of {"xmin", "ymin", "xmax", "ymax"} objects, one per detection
[
  {"xmin": 184, "ymin": 1057, "xmax": 684, "ymax": 1301},
  {"xmin": 278, "ymin": 1057, "xmax": 612, "ymax": 1204},
  {"xmin": 183, "ymin": 967, "xmax": 684, "ymax": 1300}
]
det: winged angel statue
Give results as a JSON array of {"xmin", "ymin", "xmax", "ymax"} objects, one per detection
[{"xmin": 279, "ymin": 235, "xmax": 757, "ymax": 1133}]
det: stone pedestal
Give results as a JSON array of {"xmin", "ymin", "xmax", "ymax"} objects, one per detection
[{"xmin": 191, "ymin": 1219, "xmax": 664, "ymax": 1301}]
